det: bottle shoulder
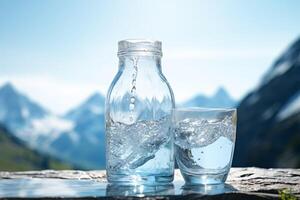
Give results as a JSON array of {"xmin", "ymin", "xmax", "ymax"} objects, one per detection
[
  {"xmin": 106, "ymin": 67, "xmax": 174, "ymax": 123},
  {"xmin": 107, "ymin": 70, "xmax": 174, "ymax": 102}
]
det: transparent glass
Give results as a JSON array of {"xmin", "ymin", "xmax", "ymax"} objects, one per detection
[
  {"xmin": 173, "ymin": 108, "xmax": 237, "ymax": 185},
  {"xmin": 105, "ymin": 39, "xmax": 175, "ymax": 185}
]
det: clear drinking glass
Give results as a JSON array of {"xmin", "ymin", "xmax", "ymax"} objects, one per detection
[
  {"xmin": 173, "ymin": 108, "xmax": 237, "ymax": 185},
  {"xmin": 105, "ymin": 39, "xmax": 175, "ymax": 185}
]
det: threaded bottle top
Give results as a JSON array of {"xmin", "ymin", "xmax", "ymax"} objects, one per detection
[{"xmin": 118, "ymin": 39, "xmax": 162, "ymax": 57}]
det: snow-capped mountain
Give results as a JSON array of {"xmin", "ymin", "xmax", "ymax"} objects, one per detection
[
  {"xmin": 0, "ymin": 83, "xmax": 48, "ymax": 131},
  {"xmin": 50, "ymin": 93, "xmax": 106, "ymax": 169},
  {"xmin": 0, "ymin": 83, "xmax": 72, "ymax": 148},
  {"xmin": 0, "ymin": 83, "xmax": 74, "ymax": 149},
  {"xmin": 65, "ymin": 93, "xmax": 105, "ymax": 121},
  {"xmin": 182, "ymin": 87, "xmax": 236, "ymax": 108},
  {"xmin": 0, "ymin": 83, "xmax": 105, "ymax": 169},
  {"xmin": 234, "ymin": 37, "xmax": 300, "ymax": 168}
]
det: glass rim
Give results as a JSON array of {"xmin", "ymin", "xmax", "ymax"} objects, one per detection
[{"xmin": 172, "ymin": 107, "xmax": 237, "ymax": 113}]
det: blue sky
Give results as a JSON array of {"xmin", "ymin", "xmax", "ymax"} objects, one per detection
[{"xmin": 0, "ymin": 0, "xmax": 300, "ymax": 113}]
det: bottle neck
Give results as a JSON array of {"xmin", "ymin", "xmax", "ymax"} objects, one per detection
[{"xmin": 118, "ymin": 55, "xmax": 162, "ymax": 72}]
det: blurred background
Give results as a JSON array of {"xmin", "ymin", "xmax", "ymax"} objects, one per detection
[{"xmin": 0, "ymin": 0, "xmax": 300, "ymax": 170}]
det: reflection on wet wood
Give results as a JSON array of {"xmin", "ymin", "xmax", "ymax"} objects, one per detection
[{"xmin": 0, "ymin": 168, "xmax": 299, "ymax": 199}]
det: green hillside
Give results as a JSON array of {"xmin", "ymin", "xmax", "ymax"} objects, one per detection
[{"xmin": 0, "ymin": 125, "xmax": 72, "ymax": 171}]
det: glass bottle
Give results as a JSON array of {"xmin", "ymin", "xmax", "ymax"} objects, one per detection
[{"xmin": 105, "ymin": 39, "xmax": 175, "ymax": 185}]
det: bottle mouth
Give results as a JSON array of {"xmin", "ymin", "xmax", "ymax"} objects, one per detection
[{"xmin": 118, "ymin": 39, "xmax": 162, "ymax": 56}]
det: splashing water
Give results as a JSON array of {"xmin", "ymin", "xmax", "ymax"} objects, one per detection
[
  {"xmin": 174, "ymin": 115, "xmax": 236, "ymax": 172},
  {"xmin": 174, "ymin": 115, "xmax": 235, "ymax": 149},
  {"xmin": 107, "ymin": 116, "xmax": 172, "ymax": 171}
]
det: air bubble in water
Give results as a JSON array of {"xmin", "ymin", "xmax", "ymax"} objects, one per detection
[
  {"xmin": 132, "ymin": 79, "xmax": 136, "ymax": 86},
  {"xmin": 129, "ymin": 103, "xmax": 135, "ymax": 111},
  {"xmin": 130, "ymin": 97, "xmax": 135, "ymax": 103},
  {"xmin": 129, "ymin": 57, "xmax": 139, "ymax": 121},
  {"xmin": 130, "ymin": 86, "xmax": 136, "ymax": 94}
]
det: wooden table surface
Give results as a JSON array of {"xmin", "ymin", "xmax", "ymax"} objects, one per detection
[{"xmin": 0, "ymin": 168, "xmax": 299, "ymax": 199}]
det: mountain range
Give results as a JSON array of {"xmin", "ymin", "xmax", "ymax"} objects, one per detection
[
  {"xmin": 0, "ymin": 82, "xmax": 235, "ymax": 169},
  {"xmin": 234, "ymin": 37, "xmax": 300, "ymax": 168},
  {"xmin": 181, "ymin": 87, "xmax": 236, "ymax": 108}
]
